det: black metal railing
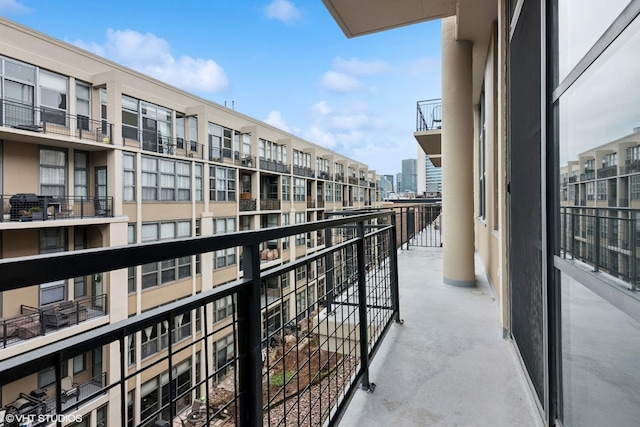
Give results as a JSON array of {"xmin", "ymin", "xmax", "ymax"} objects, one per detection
[
  {"xmin": 260, "ymin": 199, "xmax": 281, "ymax": 211},
  {"xmin": 335, "ymin": 173, "xmax": 344, "ymax": 183},
  {"xmin": 416, "ymin": 98, "xmax": 442, "ymax": 131},
  {"xmin": 597, "ymin": 165, "xmax": 618, "ymax": 178},
  {"xmin": 580, "ymin": 170, "xmax": 595, "ymax": 181},
  {"xmin": 1, "ymin": 194, "xmax": 114, "ymax": 222},
  {"xmin": 293, "ymin": 165, "xmax": 315, "ymax": 178},
  {"xmin": 123, "ymin": 129, "xmax": 204, "ymax": 160},
  {"xmin": 0, "ymin": 211, "xmax": 400, "ymax": 427},
  {"xmin": 239, "ymin": 197, "xmax": 257, "ymax": 212},
  {"xmin": 0, "ymin": 98, "xmax": 114, "ymax": 145},
  {"xmin": 348, "ymin": 177, "xmax": 358, "ymax": 185},
  {"xmin": 1, "ymin": 294, "xmax": 107, "ymax": 348},
  {"xmin": 236, "ymin": 154, "xmax": 255, "ymax": 168},
  {"xmin": 388, "ymin": 204, "xmax": 443, "ymax": 249},
  {"xmin": 561, "ymin": 206, "xmax": 640, "ymax": 291},
  {"xmin": 260, "ymin": 158, "xmax": 291, "ymax": 174},
  {"xmin": 318, "ymin": 171, "xmax": 332, "ymax": 181}
]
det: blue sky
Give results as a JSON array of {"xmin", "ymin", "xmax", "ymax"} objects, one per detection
[{"xmin": 0, "ymin": 0, "xmax": 442, "ymax": 175}]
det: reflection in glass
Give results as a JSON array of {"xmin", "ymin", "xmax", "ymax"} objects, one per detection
[
  {"xmin": 560, "ymin": 273, "xmax": 640, "ymax": 426},
  {"xmin": 557, "ymin": 0, "xmax": 632, "ymax": 81},
  {"xmin": 558, "ymin": 15, "xmax": 640, "ymax": 167}
]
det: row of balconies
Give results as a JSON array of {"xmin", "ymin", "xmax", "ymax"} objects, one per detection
[{"xmin": 1, "ymin": 98, "xmax": 379, "ymax": 186}]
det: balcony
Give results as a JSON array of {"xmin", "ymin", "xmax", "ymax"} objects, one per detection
[
  {"xmin": 597, "ymin": 165, "xmax": 618, "ymax": 178},
  {"xmin": 0, "ymin": 99, "xmax": 114, "ymax": 146},
  {"xmin": 239, "ymin": 196, "xmax": 257, "ymax": 212},
  {"xmin": 1, "ymin": 295, "xmax": 107, "ymax": 348},
  {"xmin": 2, "ymin": 372, "xmax": 107, "ymax": 425},
  {"xmin": 260, "ymin": 158, "xmax": 291, "ymax": 173},
  {"xmin": 580, "ymin": 170, "xmax": 595, "ymax": 181},
  {"xmin": 335, "ymin": 173, "xmax": 344, "ymax": 182},
  {"xmin": 0, "ymin": 209, "xmax": 546, "ymax": 426},
  {"xmin": 293, "ymin": 165, "xmax": 315, "ymax": 178},
  {"xmin": 307, "ymin": 200, "xmax": 316, "ymax": 209},
  {"xmin": 260, "ymin": 198, "xmax": 281, "ymax": 211},
  {"xmin": 1, "ymin": 194, "xmax": 114, "ymax": 223},
  {"xmin": 414, "ymin": 98, "xmax": 442, "ymax": 167},
  {"xmin": 123, "ymin": 129, "xmax": 204, "ymax": 159},
  {"xmin": 318, "ymin": 171, "xmax": 332, "ymax": 180},
  {"xmin": 348, "ymin": 176, "xmax": 358, "ymax": 185}
]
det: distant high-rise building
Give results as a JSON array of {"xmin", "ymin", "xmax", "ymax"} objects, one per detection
[
  {"xmin": 381, "ymin": 175, "xmax": 394, "ymax": 198},
  {"xmin": 417, "ymin": 149, "xmax": 442, "ymax": 195},
  {"xmin": 401, "ymin": 159, "xmax": 417, "ymax": 193},
  {"xmin": 396, "ymin": 172, "xmax": 403, "ymax": 194}
]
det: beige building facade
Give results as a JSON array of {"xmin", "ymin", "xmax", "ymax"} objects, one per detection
[{"xmin": 0, "ymin": 17, "xmax": 381, "ymax": 426}]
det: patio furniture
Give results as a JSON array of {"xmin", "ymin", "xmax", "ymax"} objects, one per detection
[
  {"xmin": 61, "ymin": 377, "xmax": 78, "ymax": 401},
  {"xmin": 17, "ymin": 317, "xmax": 40, "ymax": 340},
  {"xmin": 42, "ymin": 306, "xmax": 70, "ymax": 329}
]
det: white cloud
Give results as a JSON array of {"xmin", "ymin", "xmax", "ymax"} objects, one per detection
[
  {"xmin": 332, "ymin": 57, "xmax": 391, "ymax": 75},
  {"xmin": 72, "ymin": 29, "xmax": 229, "ymax": 94},
  {"xmin": 265, "ymin": 0, "xmax": 302, "ymax": 24},
  {"xmin": 321, "ymin": 71, "xmax": 363, "ymax": 93},
  {"xmin": 264, "ymin": 110, "xmax": 292, "ymax": 133},
  {"xmin": 0, "ymin": 0, "xmax": 30, "ymax": 14}
]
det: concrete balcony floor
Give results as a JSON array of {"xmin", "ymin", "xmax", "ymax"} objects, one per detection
[{"xmin": 339, "ymin": 247, "xmax": 544, "ymax": 427}]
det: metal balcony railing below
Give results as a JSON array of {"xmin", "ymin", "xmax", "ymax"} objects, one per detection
[
  {"xmin": 239, "ymin": 197, "xmax": 257, "ymax": 212},
  {"xmin": 1, "ymin": 98, "xmax": 114, "ymax": 145},
  {"xmin": 348, "ymin": 177, "xmax": 358, "ymax": 185},
  {"xmin": 318, "ymin": 171, "xmax": 332, "ymax": 180},
  {"xmin": 1, "ymin": 294, "xmax": 107, "ymax": 348},
  {"xmin": 260, "ymin": 198, "xmax": 281, "ymax": 210},
  {"xmin": 416, "ymin": 98, "xmax": 442, "ymax": 131},
  {"xmin": 597, "ymin": 165, "xmax": 618, "ymax": 178},
  {"xmin": 560, "ymin": 206, "xmax": 640, "ymax": 290},
  {"xmin": 123, "ymin": 128, "xmax": 204, "ymax": 160},
  {"xmin": 335, "ymin": 173, "xmax": 344, "ymax": 183},
  {"xmin": 1, "ymin": 194, "xmax": 114, "ymax": 222},
  {"xmin": 260, "ymin": 158, "xmax": 291, "ymax": 174},
  {"xmin": 580, "ymin": 170, "xmax": 595, "ymax": 181},
  {"xmin": 293, "ymin": 165, "xmax": 315, "ymax": 178},
  {"xmin": 0, "ymin": 210, "xmax": 401, "ymax": 427}
]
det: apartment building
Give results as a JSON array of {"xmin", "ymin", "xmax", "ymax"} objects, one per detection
[
  {"xmin": 324, "ymin": 0, "xmax": 640, "ymax": 426},
  {"xmin": 0, "ymin": 17, "xmax": 381, "ymax": 426}
]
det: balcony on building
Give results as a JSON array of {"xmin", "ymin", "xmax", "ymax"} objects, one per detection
[
  {"xmin": 414, "ymin": 98, "xmax": 442, "ymax": 167},
  {"xmin": 1, "ymin": 294, "xmax": 107, "ymax": 349},
  {"xmin": 0, "ymin": 98, "xmax": 115, "ymax": 149},
  {"xmin": 0, "ymin": 207, "xmax": 547, "ymax": 426},
  {"xmin": 1, "ymin": 194, "xmax": 114, "ymax": 224},
  {"xmin": 260, "ymin": 158, "xmax": 290, "ymax": 174},
  {"xmin": 123, "ymin": 129, "xmax": 204, "ymax": 160},
  {"xmin": 293, "ymin": 165, "xmax": 315, "ymax": 178}
]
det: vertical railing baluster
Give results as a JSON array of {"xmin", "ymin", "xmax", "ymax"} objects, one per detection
[
  {"xmin": 356, "ymin": 220, "xmax": 375, "ymax": 392},
  {"xmin": 632, "ymin": 213, "xmax": 637, "ymax": 291},
  {"xmin": 390, "ymin": 213, "xmax": 403, "ymax": 324},
  {"xmin": 238, "ymin": 243, "xmax": 263, "ymax": 426},
  {"xmin": 119, "ymin": 332, "xmax": 127, "ymax": 427},
  {"xmin": 594, "ymin": 209, "xmax": 600, "ymax": 272},
  {"xmin": 324, "ymin": 225, "xmax": 335, "ymax": 312}
]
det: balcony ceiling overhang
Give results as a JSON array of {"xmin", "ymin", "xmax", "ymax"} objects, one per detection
[
  {"xmin": 323, "ymin": 0, "xmax": 497, "ymax": 100},
  {"xmin": 322, "ymin": 0, "xmax": 456, "ymax": 38},
  {"xmin": 415, "ymin": 130, "xmax": 442, "ymax": 166}
]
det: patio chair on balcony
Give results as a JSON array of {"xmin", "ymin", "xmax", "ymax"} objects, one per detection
[
  {"xmin": 42, "ymin": 306, "xmax": 70, "ymax": 329},
  {"xmin": 60, "ymin": 377, "xmax": 78, "ymax": 402}
]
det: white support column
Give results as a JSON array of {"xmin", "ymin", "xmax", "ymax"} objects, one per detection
[{"xmin": 441, "ymin": 16, "xmax": 476, "ymax": 287}]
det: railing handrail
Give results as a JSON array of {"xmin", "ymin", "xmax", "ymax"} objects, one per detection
[
  {"xmin": 1, "ymin": 97, "xmax": 114, "ymax": 144},
  {"xmin": 0, "ymin": 209, "xmax": 400, "ymax": 427}
]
